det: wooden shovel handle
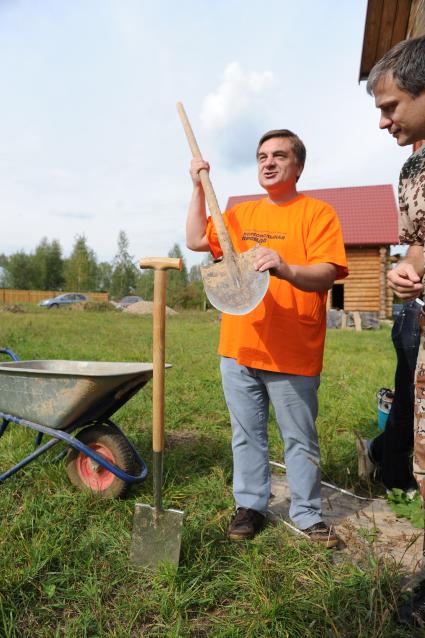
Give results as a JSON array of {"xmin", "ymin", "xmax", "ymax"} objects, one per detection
[
  {"xmin": 139, "ymin": 257, "xmax": 181, "ymax": 453},
  {"xmin": 139, "ymin": 257, "xmax": 182, "ymax": 271},
  {"xmin": 177, "ymin": 102, "xmax": 235, "ymax": 259}
]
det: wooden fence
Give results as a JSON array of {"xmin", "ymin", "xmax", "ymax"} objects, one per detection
[{"xmin": 0, "ymin": 289, "xmax": 109, "ymax": 304}]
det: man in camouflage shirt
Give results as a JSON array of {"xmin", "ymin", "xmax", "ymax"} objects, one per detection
[{"xmin": 367, "ymin": 35, "xmax": 425, "ymax": 627}]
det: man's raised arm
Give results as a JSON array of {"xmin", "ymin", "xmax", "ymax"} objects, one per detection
[
  {"xmin": 186, "ymin": 158, "xmax": 211, "ymax": 252},
  {"xmin": 254, "ymin": 247, "xmax": 338, "ymax": 292}
]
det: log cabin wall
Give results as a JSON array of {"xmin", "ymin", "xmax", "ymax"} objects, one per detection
[
  {"xmin": 331, "ymin": 246, "xmax": 392, "ymax": 317},
  {"xmin": 407, "ymin": 0, "xmax": 425, "ymax": 38},
  {"xmin": 356, "ymin": 0, "xmax": 425, "ymax": 318}
]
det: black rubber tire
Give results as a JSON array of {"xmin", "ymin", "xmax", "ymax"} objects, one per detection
[
  {"xmin": 49, "ymin": 304, "xmax": 59, "ymax": 309},
  {"xmin": 65, "ymin": 424, "xmax": 137, "ymax": 498}
]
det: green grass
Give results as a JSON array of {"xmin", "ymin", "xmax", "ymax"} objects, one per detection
[
  {"xmin": 386, "ymin": 489, "xmax": 423, "ymax": 528},
  {"xmin": 0, "ymin": 308, "xmax": 418, "ymax": 637}
]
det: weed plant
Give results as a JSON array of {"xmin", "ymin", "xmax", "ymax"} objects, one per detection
[{"xmin": 0, "ymin": 310, "xmax": 418, "ymax": 637}]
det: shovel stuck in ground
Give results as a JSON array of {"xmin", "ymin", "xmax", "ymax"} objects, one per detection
[
  {"xmin": 130, "ymin": 257, "xmax": 184, "ymax": 569},
  {"xmin": 177, "ymin": 102, "xmax": 269, "ymax": 315}
]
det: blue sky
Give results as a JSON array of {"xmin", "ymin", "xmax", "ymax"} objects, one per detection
[{"xmin": 0, "ymin": 0, "xmax": 410, "ymax": 267}]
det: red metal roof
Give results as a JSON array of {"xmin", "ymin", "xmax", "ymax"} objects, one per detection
[{"xmin": 226, "ymin": 184, "xmax": 399, "ymax": 246}]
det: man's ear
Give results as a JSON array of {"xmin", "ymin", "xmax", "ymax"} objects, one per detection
[{"xmin": 296, "ymin": 164, "xmax": 304, "ymax": 182}]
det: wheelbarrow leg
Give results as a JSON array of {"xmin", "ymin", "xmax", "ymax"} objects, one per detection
[
  {"xmin": 0, "ymin": 435, "xmax": 63, "ymax": 481},
  {"xmin": 0, "ymin": 418, "xmax": 9, "ymax": 438}
]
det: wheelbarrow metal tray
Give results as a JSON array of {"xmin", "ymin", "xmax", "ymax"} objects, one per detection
[{"xmin": 0, "ymin": 360, "xmax": 155, "ymax": 429}]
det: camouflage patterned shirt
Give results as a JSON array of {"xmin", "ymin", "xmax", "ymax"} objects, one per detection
[
  {"xmin": 400, "ymin": 146, "xmax": 425, "ymax": 492},
  {"xmin": 399, "ymin": 145, "xmax": 425, "ymax": 245}
]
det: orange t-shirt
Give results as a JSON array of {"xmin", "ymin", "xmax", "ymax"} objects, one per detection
[{"xmin": 205, "ymin": 195, "xmax": 348, "ymax": 376}]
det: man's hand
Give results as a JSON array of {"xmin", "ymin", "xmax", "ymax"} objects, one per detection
[
  {"xmin": 254, "ymin": 247, "xmax": 292, "ymax": 279},
  {"xmin": 253, "ymin": 246, "xmax": 336, "ymax": 291},
  {"xmin": 387, "ymin": 262, "xmax": 423, "ymax": 299},
  {"xmin": 190, "ymin": 159, "xmax": 210, "ymax": 187}
]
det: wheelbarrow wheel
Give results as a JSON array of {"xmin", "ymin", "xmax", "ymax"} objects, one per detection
[{"xmin": 66, "ymin": 424, "xmax": 137, "ymax": 498}]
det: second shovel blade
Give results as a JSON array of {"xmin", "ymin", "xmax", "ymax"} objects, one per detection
[
  {"xmin": 130, "ymin": 503, "xmax": 184, "ymax": 569},
  {"xmin": 201, "ymin": 246, "xmax": 269, "ymax": 315}
]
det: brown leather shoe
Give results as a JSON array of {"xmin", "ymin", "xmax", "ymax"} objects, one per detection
[
  {"xmin": 356, "ymin": 438, "xmax": 376, "ymax": 480},
  {"xmin": 227, "ymin": 508, "xmax": 266, "ymax": 541},
  {"xmin": 302, "ymin": 522, "xmax": 338, "ymax": 548}
]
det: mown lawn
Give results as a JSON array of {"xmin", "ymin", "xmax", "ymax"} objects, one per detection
[{"xmin": 0, "ymin": 308, "xmax": 418, "ymax": 637}]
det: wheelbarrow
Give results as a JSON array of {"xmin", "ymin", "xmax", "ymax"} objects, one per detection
[{"xmin": 0, "ymin": 348, "xmax": 155, "ymax": 498}]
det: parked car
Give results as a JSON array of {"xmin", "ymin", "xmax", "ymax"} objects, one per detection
[
  {"xmin": 39, "ymin": 293, "xmax": 90, "ymax": 308},
  {"xmin": 116, "ymin": 295, "xmax": 144, "ymax": 309}
]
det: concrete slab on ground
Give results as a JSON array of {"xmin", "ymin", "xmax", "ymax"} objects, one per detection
[{"xmin": 269, "ymin": 469, "xmax": 423, "ymax": 586}]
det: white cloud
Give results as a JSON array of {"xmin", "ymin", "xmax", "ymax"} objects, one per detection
[
  {"xmin": 199, "ymin": 63, "xmax": 275, "ymax": 169},
  {"xmin": 200, "ymin": 62, "xmax": 275, "ymax": 132},
  {"xmin": 0, "ymin": 0, "xmax": 407, "ymax": 271}
]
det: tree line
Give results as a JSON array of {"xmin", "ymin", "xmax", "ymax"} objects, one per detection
[{"xmin": 0, "ymin": 231, "xmax": 208, "ymax": 309}]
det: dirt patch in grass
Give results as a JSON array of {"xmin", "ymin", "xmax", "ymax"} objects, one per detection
[
  {"xmin": 164, "ymin": 429, "xmax": 199, "ymax": 449},
  {"xmin": 125, "ymin": 300, "xmax": 177, "ymax": 316},
  {"xmin": 70, "ymin": 301, "xmax": 118, "ymax": 312},
  {"xmin": 0, "ymin": 304, "xmax": 25, "ymax": 313}
]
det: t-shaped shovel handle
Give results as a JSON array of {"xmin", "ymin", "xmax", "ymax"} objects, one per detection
[
  {"xmin": 139, "ymin": 257, "xmax": 182, "ymax": 455},
  {"xmin": 131, "ymin": 257, "xmax": 184, "ymax": 568}
]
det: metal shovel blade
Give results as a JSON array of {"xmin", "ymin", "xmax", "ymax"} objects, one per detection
[
  {"xmin": 201, "ymin": 246, "xmax": 270, "ymax": 315},
  {"xmin": 130, "ymin": 503, "xmax": 184, "ymax": 568}
]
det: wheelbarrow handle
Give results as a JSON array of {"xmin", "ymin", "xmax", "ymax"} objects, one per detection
[{"xmin": 0, "ymin": 348, "xmax": 20, "ymax": 361}]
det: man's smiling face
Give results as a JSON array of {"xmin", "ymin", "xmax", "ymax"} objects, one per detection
[{"xmin": 374, "ymin": 73, "xmax": 425, "ymax": 146}]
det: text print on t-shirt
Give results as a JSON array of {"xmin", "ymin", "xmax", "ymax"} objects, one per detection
[{"xmin": 241, "ymin": 230, "xmax": 287, "ymax": 243}]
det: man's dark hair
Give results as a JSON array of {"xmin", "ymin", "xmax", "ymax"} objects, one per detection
[
  {"xmin": 256, "ymin": 129, "xmax": 306, "ymax": 168},
  {"xmin": 367, "ymin": 35, "xmax": 425, "ymax": 97}
]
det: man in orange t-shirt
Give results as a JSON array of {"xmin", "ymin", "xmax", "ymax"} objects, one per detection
[{"xmin": 186, "ymin": 129, "xmax": 348, "ymax": 547}]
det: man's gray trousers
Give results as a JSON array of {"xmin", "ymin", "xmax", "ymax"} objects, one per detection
[{"xmin": 220, "ymin": 356, "xmax": 322, "ymax": 530}]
